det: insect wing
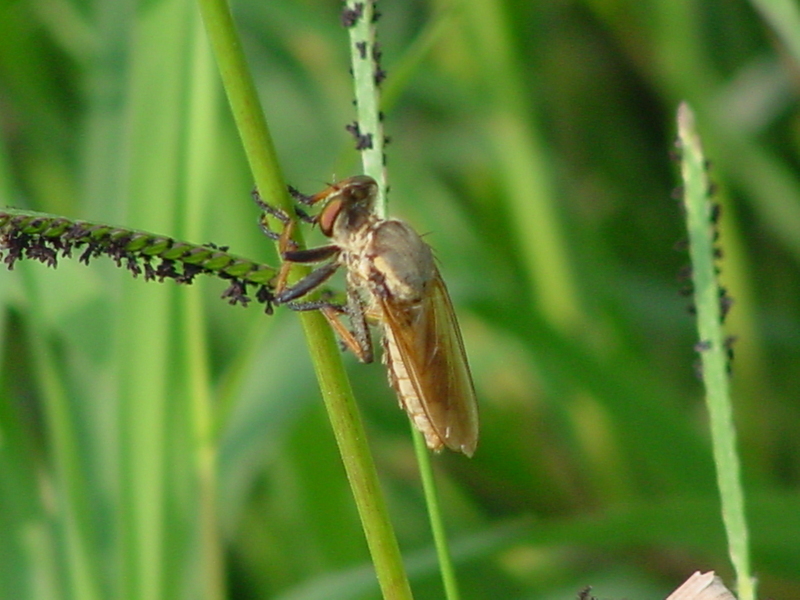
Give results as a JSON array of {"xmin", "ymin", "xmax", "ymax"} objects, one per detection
[{"xmin": 380, "ymin": 270, "xmax": 479, "ymax": 456}]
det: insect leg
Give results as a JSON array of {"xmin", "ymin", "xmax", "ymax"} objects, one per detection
[
  {"xmin": 343, "ymin": 283, "xmax": 373, "ymax": 363},
  {"xmin": 283, "ymin": 245, "xmax": 340, "ymax": 263},
  {"xmin": 319, "ymin": 303, "xmax": 373, "ymax": 363},
  {"xmin": 274, "ymin": 245, "xmax": 341, "ymax": 301},
  {"xmin": 275, "ymin": 260, "xmax": 341, "ymax": 304},
  {"xmin": 288, "ymin": 185, "xmax": 319, "ymax": 208},
  {"xmin": 251, "ymin": 188, "xmax": 315, "ymax": 248},
  {"xmin": 278, "ymin": 281, "xmax": 374, "ymax": 363}
]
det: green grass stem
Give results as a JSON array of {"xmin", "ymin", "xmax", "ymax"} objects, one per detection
[
  {"xmin": 677, "ymin": 102, "xmax": 755, "ymax": 600},
  {"xmin": 345, "ymin": 0, "xmax": 388, "ymax": 217},
  {"xmin": 346, "ymin": 3, "xmax": 464, "ymax": 597},
  {"xmin": 196, "ymin": 0, "xmax": 412, "ymax": 597},
  {"xmin": 412, "ymin": 429, "xmax": 462, "ymax": 600}
]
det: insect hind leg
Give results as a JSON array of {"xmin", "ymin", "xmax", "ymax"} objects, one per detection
[{"xmin": 281, "ymin": 290, "xmax": 374, "ymax": 364}]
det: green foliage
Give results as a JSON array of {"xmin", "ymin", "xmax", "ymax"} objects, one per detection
[{"xmin": 1, "ymin": 0, "xmax": 800, "ymax": 599}]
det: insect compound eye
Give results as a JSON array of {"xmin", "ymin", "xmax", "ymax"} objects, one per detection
[{"xmin": 317, "ymin": 198, "xmax": 343, "ymax": 237}]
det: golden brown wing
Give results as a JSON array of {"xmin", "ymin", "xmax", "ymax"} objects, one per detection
[{"xmin": 379, "ymin": 268, "xmax": 479, "ymax": 456}]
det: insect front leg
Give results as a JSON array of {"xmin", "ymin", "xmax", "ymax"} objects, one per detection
[
  {"xmin": 251, "ymin": 187, "xmax": 316, "ymax": 248},
  {"xmin": 251, "ymin": 188, "xmax": 294, "ymax": 246}
]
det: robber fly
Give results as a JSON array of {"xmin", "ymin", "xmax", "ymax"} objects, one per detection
[{"xmin": 256, "ymin": 175, "xmax": 478, "ymax": 456}]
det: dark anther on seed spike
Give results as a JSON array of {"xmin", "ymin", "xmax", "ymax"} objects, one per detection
[
  {"xmin": 79, "ymin": 244, "xmax": 100, "ymax": 265},
  {"xmin": 713, "ymin": 247, "xmax": 723, "ymax": 259},
  {"xmin": 346, "ymin": 122, "xmax": 373, "ymax": 150},
  {"xmin": 221, "ymin": 280, "xmax": 250, "ymax": 307},
  {"xmin": 694, "ymin": 340, "xmax": 712, "ymax": 352},
  {"xmin": 177, "ymin": 263, "xmax": 203, "ymax": 284},
  {"xmin": 107, "ymin": 237, "xmax": 132, "ymax": 267},
  {"xmin": 345, "ymin": 121, "xmax": 361, "ymax": 140},
  {"xmin": 256, "ymin": 285, "xmax": 274, "ymax": 314},
  {"xmin": 679, "ymin": 284, "xmax": 694, "ymax": 297},
  {"xmin": 720, "ymin": 293, "xmax": 734, "ymax": 321},
  {"xmin": 668, "ymin": 148, "xmax": 682, "ymax": 162},
  {"xmin": 341, "ymin": 2, "xmax": 364, "ymax": 27},
  {"xmin": 355, "ymin": 41, "xmax": 368, "ymax": 59},
  {"xmin": 156, "ymin": 259, "xmax": 179, "ymax": 281},
  {"xmin": 670, "ymin": 186, "xmax": 683, "ymax": 200},
  {"xmin": 358, "ymin": 133, "xmax": 373, "ymax": 150},
  {"xmin": 710, "ymin": 203, "xmax": 722, "ymax": 224},
  {"xmin": 3, "ymin": 235, "xmax": 24, "ymax": 268},
  {"xmin": 677, "ymin": 265, "xmax": 692, "ymax": 281},
  {"xmin": 725, "ymin": 335, "xmax": 737, "ymax": 367},
  {"xmin": 126, "ymin": 256, "xmax": 142, "ymax": 277},
  {"xmin": 143, "ymin": 261, "xmax": 157, "ymax": 281},
  {"xmin": 384, "ymin": 135, "xmax": 391, "ymax": 145},
  {"xmin": 707, "ymin": 182, "xmax": 717, "ymax": 197},
  {"xmin": 673, "ymin": 238, "xmax": 688, "ymax": 252},
  {"xmin": 374, "ymin": 68, "xmax": 387, "ymax": 86},
  {"xmin": 372, "ymin": 43, "xmax": 382, "ymax": 63},
  {"xmin": 27, "ymin": 244, "xmax": 58, "ymax": 267}
]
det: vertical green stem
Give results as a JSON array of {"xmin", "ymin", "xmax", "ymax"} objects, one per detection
[
  {"xmin": 413, "ymin": 430, "xmax": 461, "ymax": 600},
  {"xmin": 677, "ymin": 102, "xmax": 755, "ymax": 600},
  {"xmin": 196, "ymin": 0, "xmax": 412, "ymax": 597},
  {"xmin": 346, "ymin": 2, "xmax": 461, "ymax": 597},
  {"xmin": 345, "ymin": 0, "xmax": 388, "ymax": 217}
]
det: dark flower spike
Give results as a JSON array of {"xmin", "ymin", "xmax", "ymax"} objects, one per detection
[{"xmin": 0, "ymin": 209, "xmax": 279, "ymax": 313}]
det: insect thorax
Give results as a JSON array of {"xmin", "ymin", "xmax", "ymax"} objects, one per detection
[{"xmin": 349, "ymin": 219, "xmax": 435, "ymax": 306}]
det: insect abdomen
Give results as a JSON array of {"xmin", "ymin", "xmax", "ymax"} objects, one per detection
[{"xmin": 381, "ymin": 326, "xmax": 445, "ymax": 452}]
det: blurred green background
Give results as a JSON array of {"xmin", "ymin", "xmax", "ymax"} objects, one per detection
[{"xmin": 1, "ymin": 0, "xmax": 800, "ymax": 598}]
